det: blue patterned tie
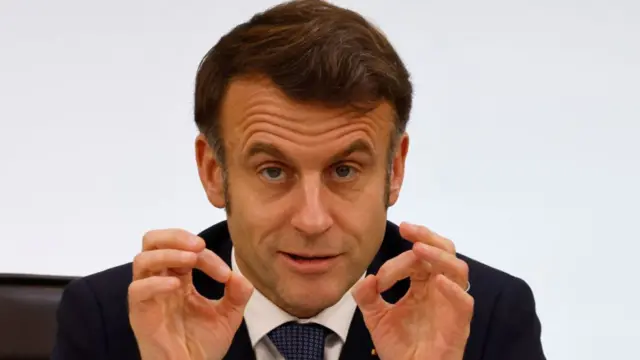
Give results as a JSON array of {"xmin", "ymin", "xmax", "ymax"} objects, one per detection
[{"xmin": 267, "ymin": 321, "xmax": 329, "ymax": 360}]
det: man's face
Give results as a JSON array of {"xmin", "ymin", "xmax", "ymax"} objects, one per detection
[{"xmin": 197, "ymin": 78, "xmax": 408, "ymax": 318}]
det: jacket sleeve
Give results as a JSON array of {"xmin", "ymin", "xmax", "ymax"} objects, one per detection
[
  {"xmin": 481, "ymin": 277, "xmax": 546, "ymax": 360},
  {"xmin": 51, "ymin": 278, "xmax": 108, "ymax": 360}
]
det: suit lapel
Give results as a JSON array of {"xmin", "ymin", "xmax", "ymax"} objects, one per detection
[
  {"xmin": 339, "ymin": 309, "xmax": 377, "ymax": 360},
  {"xmin": 224, "ymin": 321, "xmax": 257, "ymax": 360}
]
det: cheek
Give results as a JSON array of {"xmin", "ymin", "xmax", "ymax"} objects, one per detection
[
  {"xmin": 228, "ymin": 185, "xmax": 289, "ymax": 251},
  {"xmin": 239, "ymin": 194, "xmax": 292, "ymax": 234},
  {"xmin": 331, "ymin": 190, "xmax": 387, "ymax": 250},
  {"xmin": 331, "ymin": 175, "xmax": 388, "ymax": 216}
]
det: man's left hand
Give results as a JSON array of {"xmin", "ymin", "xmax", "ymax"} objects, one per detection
[{"xmin": 352, "ymin": 222, "xmax": 474, "ymax": 360}]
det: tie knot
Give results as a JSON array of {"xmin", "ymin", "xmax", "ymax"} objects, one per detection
[{"xmin": 267, "ymin": 322, "xmax": 330, "ymax": 360}]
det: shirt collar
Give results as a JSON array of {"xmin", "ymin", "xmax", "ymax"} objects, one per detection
[{"xmin": 231, "ymin": 247, "xmax": 361, "ymax": 347}]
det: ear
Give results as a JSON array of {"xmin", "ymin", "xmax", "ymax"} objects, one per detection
[
  {"xmin": 387, "ymin": 133, "xmax": 409, "ymax": 207},
  {"xmin": 195, "ymin": 134, "xmax": 226, "ymax": 209}
]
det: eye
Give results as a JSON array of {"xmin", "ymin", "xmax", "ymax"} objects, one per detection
[
  {"xmin": 260, "ymin": 166, "xmax": 286, "ymax": 182},
  {"xmin": 332, "ymin": 164, "xmax": 357, "ymax": 180}
]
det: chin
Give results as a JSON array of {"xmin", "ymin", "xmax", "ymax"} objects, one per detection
[{"xmin": 279, "ymin": 277, "xmax": 346, "ymax": 318}]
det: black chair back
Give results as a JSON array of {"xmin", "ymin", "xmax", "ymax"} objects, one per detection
[{"xmin": 0, "ymin": 273, "xmax": 76, "ymax": 360}]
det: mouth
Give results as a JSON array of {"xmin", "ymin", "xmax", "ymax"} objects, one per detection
[
  {"xmin": 285, "ymin": 253, "xmax": 335, "ymax": 261},
  {"xmin": 279, "ymin": 252, "xmax": 341, "ymax": 274}
]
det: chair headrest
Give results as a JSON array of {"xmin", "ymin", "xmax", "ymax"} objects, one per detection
[{"xmin": 0, "ymin": 273, "xmax": 77, "ymax": 360}]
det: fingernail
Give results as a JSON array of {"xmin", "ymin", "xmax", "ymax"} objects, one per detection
[
  {"xmin": 402, "ymin": 222, "xmax": 416, "ymax": 230},
  {"xmin": 219, "ymin": 264, "xmax": 231, "ymax": 278},
  {"xmin": 414, "ymin": 242, "xmax": 430, "ymax": 252},
  {"xmin": 190, "ymin": 236, "xmax": 202, "ymax": 247}
]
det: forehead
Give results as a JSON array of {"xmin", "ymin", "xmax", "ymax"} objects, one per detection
[{"xmin": 218, "ymin": 77, "xmax": 396, "ymax": 149}]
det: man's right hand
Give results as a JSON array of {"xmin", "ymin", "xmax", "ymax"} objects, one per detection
[{"xmin": 128, "ymin": 229, "xmax": 253, "ymax": 360}]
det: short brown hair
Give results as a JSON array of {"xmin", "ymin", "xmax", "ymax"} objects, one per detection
[{"xmin": 194, "ymin": 0, "xmax": 413, "ymax": 161}]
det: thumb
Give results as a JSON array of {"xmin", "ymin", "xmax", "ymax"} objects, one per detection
[
  {"xmin": 218, "ymin": 272, "xmax": 254, "ymax": 318},
  {"xmin": 352, "ymin": 274, "xmax": 388, "ymax": 321}
]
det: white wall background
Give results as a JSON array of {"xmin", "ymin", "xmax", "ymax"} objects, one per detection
[{"xmin": 1, "ymin": 0, "xmax": 639, "ymax": 358}]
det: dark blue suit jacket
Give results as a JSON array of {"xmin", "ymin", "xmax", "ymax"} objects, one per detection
[{"xmin": 51, "ymin": 221, "xmax": 546, "ymax": 359}]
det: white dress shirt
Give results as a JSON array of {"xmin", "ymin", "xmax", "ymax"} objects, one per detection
[{"xmin": 231, "ymin": 248, "xmax": 362, "ymax": 360}]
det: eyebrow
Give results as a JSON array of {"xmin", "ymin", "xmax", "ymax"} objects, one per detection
[
  {"xmin": 246, "ymin": 142, "xmax": 292, "ymax": 162},
  {"xmin": 245, "ymin": 139, "xmax": 375, "ymax": 164},
  {"xmin": 328, "ymin": 139, "xmax": 375, "ymax": 163}
]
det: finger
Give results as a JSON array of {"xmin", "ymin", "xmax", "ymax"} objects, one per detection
[
  {"xmin": 435, "ymin": 274, "xmax": 474, "ymax": 321},
  {"xmin": 195, "ymin": 248, "xmax": 232, "ymax": 283},
  {"xmin": 128, "ymin": 276, "xmax": 180, "ymax": 303},
  {"xmin": 168, "ymin": 267, "xmax": 191, "ymax": 276},
  {"xmin": 133, "ymin": 249, "xmax": 198, "ymax": 279},
  {"xmin": 400, "ymin": 222, "xmax": 455, "ymax": 254},
  {"xmin": 375, "ymin": 250, "xmax": 429, "ymax": 293},
  {"xmin": 413, "ymin": 242, "xmax": 468, "ymax": 289},
  {"xmin": 352, "ymin": 275, "xmax": 390, "ymax": 320},
  {"xmin": 142, "ymin": 229, "xmax": 206, "ymax": 252},
  {"xmin": 217, "ymin": 272, "xmax": 254, "ymax": 317}
]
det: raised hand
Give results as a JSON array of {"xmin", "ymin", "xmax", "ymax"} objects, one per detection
[
  {"xmin": 128, "ymin": 229, "xmax": 253, "ymax": 360},
  {"xmin": 352, "ymin": 223, "xmax": 473, "ymax": 360}
]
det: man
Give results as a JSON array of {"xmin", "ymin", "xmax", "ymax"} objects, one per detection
[{"xmin": 52, "ymin": 1, "xmax": 545, "ymax": 359}]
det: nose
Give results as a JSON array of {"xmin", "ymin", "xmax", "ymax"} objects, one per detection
[{"xmin": 290, "ymin": 176, "xmax": 333, "ymax": 236}]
